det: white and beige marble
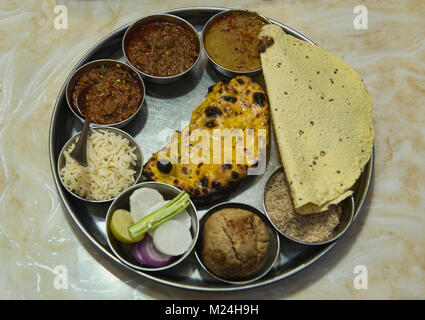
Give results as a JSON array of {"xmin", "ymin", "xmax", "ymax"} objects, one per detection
[{"xmin": 0, "ymin": 0, "xmax": 424, "ymax": 299}]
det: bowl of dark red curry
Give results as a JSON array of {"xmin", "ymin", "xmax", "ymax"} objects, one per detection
[
  {"xmin": 66, "ymin": 59, "xmax": 145, "ymax": 127},
  {"xmin": 122, "ymin": 14, "xmax": 201, "ymax": 84}
]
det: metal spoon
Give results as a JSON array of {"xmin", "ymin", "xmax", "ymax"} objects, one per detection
[{"xmin": 70, "ymin": 86, "xmax": 91, "ymax": 167}]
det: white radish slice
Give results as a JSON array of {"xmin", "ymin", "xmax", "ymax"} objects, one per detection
[
  {"xmin": 129, "ymin": 187, "xmax": 164, "ymax": 223},
  {"xmin": 152, "ymin": 220, "xmax": 193, "ymax": 256},
  {"xmin": 131, "ymin": 236, "xmax": 173, "ymax": 267},
  {"xmin": 147, "ymin": 200, "xmax": 170, "ymax": 236},
  {"xmin": 146, "ymin": 200, "xmax": 192, "ymax": 236},
  {"xmin": 148, "ymin": 200, "xmax": 170, "ymax": 214},
  {"xmin": 172, "ymin": 209, "xmax": 192, "ymax": 230}
]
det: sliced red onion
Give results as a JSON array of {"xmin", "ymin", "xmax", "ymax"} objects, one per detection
[
  {"xmin": 131, "ymin": 235, "xmax": 173, "ymax": 267},
  {"xmin": 131, "ymin": 241, "xmax": 145, "ymax": 265}
]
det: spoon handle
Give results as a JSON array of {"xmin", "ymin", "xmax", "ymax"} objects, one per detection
[{"xmin": 70, "ymin": 117, "xmax": 90, "ymax": 167}]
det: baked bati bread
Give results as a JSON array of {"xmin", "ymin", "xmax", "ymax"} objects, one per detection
[
  {"xmin": 142, "ymin": 76, "xmax": 270, "ymax": 201},
  {"xmin": 201, "ymin": 208, "xmax": 270, "ymax": 280}
]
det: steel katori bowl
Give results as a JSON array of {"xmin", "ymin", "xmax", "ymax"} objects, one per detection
[
  {"xmin": 201, "ymin": 9, "xmax": 270, "ymax": 78},
  {"xmin": 194, "ymin": 202, "xmax": 280, "ymax": 285},
  {"xmin": 105, "ymin": 182, "xmax": 200, "ymax": 272},
  {"xmin": 57, "ymin": 126, "xmax": 144, "ymax": 203},
  {"xmin": 65, "ymin": 59, "xmax": 145, "ymax": 128},
  {"xmin": 122, "ymin": 14, "xmax": 202, "ymax": 84},
  {"xmin": 262, "ymin": 166, "xmax": 356, "ymax": 246}
]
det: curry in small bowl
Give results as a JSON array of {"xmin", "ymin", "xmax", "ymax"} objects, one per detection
[
  {"xmin": 203, "ymin": 10, "xmax": 269, "ymax": 75},
  {"xmin": 66, "ymin": 59, "xmax": 145, "ymax": 127},
  {"xmin": 123, "ymin": 14, "xmax": 201, "ymax": 83}
]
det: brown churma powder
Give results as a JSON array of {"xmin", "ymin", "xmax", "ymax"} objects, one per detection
[{"xmin": 264, "ymin": 168, "xmax": 342, "ymax": 243}]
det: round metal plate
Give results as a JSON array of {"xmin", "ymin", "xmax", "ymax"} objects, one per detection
[{"xmin": 49, "ymin": 6, "xmax": 373, "ymax": 291}]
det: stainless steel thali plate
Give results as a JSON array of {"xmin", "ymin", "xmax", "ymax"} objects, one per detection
[{"xmin": 49, "ymin": 6, "xmax": 374, "ymax": 291}]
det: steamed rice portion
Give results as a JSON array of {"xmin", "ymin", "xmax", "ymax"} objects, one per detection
[{"xmin": 60, "ymin": 129, "xmax": 138, "ymax": 201}]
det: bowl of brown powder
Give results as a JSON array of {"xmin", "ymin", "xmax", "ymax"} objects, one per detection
[{"xmin": 263, "ymin": 166, "xmax": 355, "ymax": 245}]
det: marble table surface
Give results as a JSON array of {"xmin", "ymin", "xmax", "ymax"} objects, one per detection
[{"xmin": 0, "ymin": 0, "xmax": 424, "ymax": 299}]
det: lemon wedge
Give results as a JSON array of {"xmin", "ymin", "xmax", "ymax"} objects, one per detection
[{"xmin": 110, "ymin": 209, "xmax": 142, "ymax": 243}]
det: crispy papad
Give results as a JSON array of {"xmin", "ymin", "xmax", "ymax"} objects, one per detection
[{"xmin": 259, "ymin": 24, "xmax": 374, "ymax": 214}]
